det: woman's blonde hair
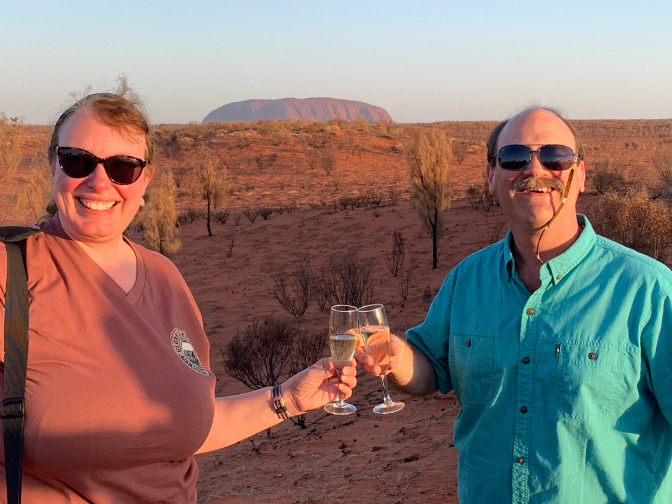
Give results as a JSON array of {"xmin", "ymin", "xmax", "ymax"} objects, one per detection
[{"xmin": 47, "ymin": 78, "xmax": 155, "ymax": 166}]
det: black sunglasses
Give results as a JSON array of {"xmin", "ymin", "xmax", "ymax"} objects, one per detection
[
  {"xmin": 495, "ymin": 144, "xmax": 578, "ymax": 171},
  {"xmin": 56, "ymin": 146, "xmax": 147, "ymax": 185}
]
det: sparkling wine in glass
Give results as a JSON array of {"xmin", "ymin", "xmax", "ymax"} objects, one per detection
[
  {"xmin": 358, "ymin": 304, "xmax": 405, "ymax": 414},
  {"xmin": 324, "ymin": 305, "xmax": 358, "ymax": 415}
]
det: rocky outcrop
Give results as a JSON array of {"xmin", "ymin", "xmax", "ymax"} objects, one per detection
[{"xmin": 203, "ymin": 97, "xmax": 392, "ymax": 123}]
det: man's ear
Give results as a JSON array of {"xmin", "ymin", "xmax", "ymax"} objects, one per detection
[
  {"xmin": 486, "ymin": 162, "xmax": 496, "ymax": 194},
  {"xmin": 575, "ymin": 160, "xmax": 586, "ymax": 193}
]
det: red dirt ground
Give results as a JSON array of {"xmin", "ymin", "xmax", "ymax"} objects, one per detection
[{"xmin": 2, "ymin": 119, "xmax": 671, "ymax": 503}]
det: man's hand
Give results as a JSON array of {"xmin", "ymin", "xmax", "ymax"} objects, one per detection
[{"xmin": 355, "ymin": 334, "xmax": 404, "ymax": 376}]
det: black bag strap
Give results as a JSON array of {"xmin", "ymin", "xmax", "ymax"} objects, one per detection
[{"xmin": 0, "ymin": 226, "xmax": 40, "ymax": 504}]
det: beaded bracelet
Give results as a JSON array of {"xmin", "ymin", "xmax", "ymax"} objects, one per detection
[{"xmin": 272, "ymin": 384, "xmax": 292, "ymax": 420}]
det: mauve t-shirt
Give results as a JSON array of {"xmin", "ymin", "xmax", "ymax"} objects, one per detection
[{"xmin": 0, "ymin": 216, "xmax": 216, "ymax": 503}]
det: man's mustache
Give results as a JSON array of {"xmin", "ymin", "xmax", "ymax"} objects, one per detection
[{"xmin": 512, "ymin": 176, "xmax": 565, "ymax": 193}]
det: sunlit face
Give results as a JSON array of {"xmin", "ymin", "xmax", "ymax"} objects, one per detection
[
  {"xmin": 51, "ymin": 113, "xmax": 152, "ymax": 246},
  {"xmin": 486, "ymin": 109, "xmax": 586, "ymax": 232}
]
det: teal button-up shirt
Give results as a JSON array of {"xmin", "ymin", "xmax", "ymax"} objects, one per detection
[{"xmin": 407, "ymin": 215, "xmax": 672, "ymax": 503}]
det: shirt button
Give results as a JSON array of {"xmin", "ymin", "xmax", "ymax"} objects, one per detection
[
  {"xmin": 526, "ymin": 308, "xmax": 535, "ymax": 315},
  {"xmin": 522, "ymin": 357, "xmax": 530, "ymax": 364},
  {"xmin": 520, "ymin": 406, "xmax": 528, "ymax": 413},
  {"xmin": 588, "ymin": 352, "xmax": 597, "ymax": 360},
  {"xmin": 466, "ymin": 340, "xmax": 472, "ymax": 347},
  {"xmin": 516, "ymin": 457, "xmax": 525, "ymax": 464},
  {"xmin": 556, "ymin": 275, "xmax": 562, "ymax": 280}
]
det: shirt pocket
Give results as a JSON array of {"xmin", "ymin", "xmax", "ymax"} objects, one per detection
[
  {"xmin": 540, "ymin": 338, "xmax": 630, "ymax": 419},
  {"xmin": 449, "ymin": 333, "xmax": 494, "ymax": 406}
]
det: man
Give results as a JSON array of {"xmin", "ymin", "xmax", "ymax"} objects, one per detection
[{"xmin": 361, "ymin": 108, "xmax": 672, "ymax": 503}]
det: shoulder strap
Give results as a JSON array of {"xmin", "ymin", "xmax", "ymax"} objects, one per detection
[{"xmin": 0, "ymin": 226, "xmax": 40, "ymax": 504}]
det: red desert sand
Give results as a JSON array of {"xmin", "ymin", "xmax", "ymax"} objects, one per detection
[{"xmin": 3, "ymin": 119, "xmax": 671, "ymax": 503}]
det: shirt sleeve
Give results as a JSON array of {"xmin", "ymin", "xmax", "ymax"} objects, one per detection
[
  {"xmin": 405, "ymin": 267, "xmax": 458, "ymax": 395},
  {"xmin": 644, "ymin": 283, "xmax": 672, "ymax": 423}
]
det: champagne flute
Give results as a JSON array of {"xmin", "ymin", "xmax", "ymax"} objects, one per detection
[
  {"xmin": 324, "ymin": 305, "xmax": 358, "ymax": 415},
  {"xmin": 358, "ymin": 304, "xmax": 405, "ymax": 414}
]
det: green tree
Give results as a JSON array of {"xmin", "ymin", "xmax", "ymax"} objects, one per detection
[
  {"xmin": 193, "ymin": 146, "xmax": 226, "ymax": 236},
  {"xmin": 406, "ymin": 127, "xmax": 451, "ymax": 269},
  {"xmin": 142, "ymin": 170, "xmax": 181, "ymax": 256}
]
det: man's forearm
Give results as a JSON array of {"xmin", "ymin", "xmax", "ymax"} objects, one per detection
[{"xmin": 388, "ymin": 337, "xmax": 438, "ymax": 396}]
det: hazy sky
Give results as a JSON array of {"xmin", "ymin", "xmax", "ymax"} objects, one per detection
[{"xmin": 2, "ymin": 1, "xmax": 671, "ymax": 124}]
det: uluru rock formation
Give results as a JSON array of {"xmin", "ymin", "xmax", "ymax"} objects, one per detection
[{"xmin": 202, "ymin": 97, "xmax": 392, "ymax": 123}]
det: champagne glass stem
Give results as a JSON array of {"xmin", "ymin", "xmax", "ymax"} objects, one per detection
[
  {"xmin": 335, "ymin": 371, "xmax": 346, "ymax": 406},
  {"xmin": 381, "ymin": 375, "xmax": 393, "ymax": 405}
]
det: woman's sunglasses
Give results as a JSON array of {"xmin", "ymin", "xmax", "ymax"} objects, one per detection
[
  {"xmin": 495, "ymin": 144, "xmax": 578, "ymax": 171},
  {"xmin": 56, "ymin": 146, "xmax": 147, "ymax": 185}
]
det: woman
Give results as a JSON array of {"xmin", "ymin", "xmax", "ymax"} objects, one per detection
[{"xmin": 0, "ymin": 86, "xmax": 356, "ymax": 503}]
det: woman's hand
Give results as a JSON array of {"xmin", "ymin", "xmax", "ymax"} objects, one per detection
[
  {"xmin": 354, "ymin": 333, "xmax": 403, "ymax": 376},
  {"xmin": 282, "ymin": 358, "xmax": 357, "ymax": 416}
]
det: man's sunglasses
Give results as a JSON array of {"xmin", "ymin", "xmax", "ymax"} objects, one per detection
[
  {"xmin": 495, "ymin": 144, "xmax": 579, "ymax": 171},
  {"xmin": 56, "ymin": 146, "xmax": 147, "ymax": 185}
]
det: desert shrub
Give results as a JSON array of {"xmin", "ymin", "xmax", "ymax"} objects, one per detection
[
  {"xmin": 257, "ymin": 207, "xmax": 274, "ymax": 220},
  {"xmin": 385, "ymin": 229, "xmax": 405, "ymax": 277},
  {"xmin": 271, "ymin": 264, "xmax": 314, "ymax": 318},
  {"xmin": 399, "ymin": 267, "xmax": 412, "ymax": 301},
  {"xmin": 451, "ymin": 141, "xmax": 469, "ymax": 165},
  {"xmin": 222, "ymin": 317, "xmax": 299, "ymax": 390},
  {"xmin": 177, "ymin": 136, "xmax": 194, "ymax": 151},
  {"xmin": 15, "ymin": 154, "xmax": 52, "ymax": 222},
  {"xmin": 177, "ymin": 208, "xmax": 203, "ymax": 225},
  {"xmin": 213, "ymin": 210, "xmax": 230, "ymax": 224},
  {"xmin": 242, "ymin": 208, "xmax": 258, "ymax": 223},
  {"xmin": 141, "ymin": 170, "xmax": 181, "ymax": 256},
  {"xmin": 408, "ymin": 243, "xmax": 420, "ymax": 269},
  {"xmin": 591, "ymin": 189, "xmax": 672, "ymax": 262},
  {"xmin": 222, "ymin": 317, "xmax": 327, "ymax": 429},
  {"xmin": 467, "ymin": 184, "xmax": 482, "ymax": 209},
  {"xmin": 388, "ymin": 187, "xmax": 401, "ymax": 205},
  {"xmin": 320, "ymin": 148, "xmax": 337, "ymax": 176},
  {"xmin": 490, "ymin": 221, "xmax": 506, "ymax": 244},
  {"xmin": 225, "ymin": 235, "xmax": 235, "ymax": 257},
  {"xmin": 314, "ymin": 251, "xmax": 374, "ymax": 309},
  {"xmin": 306, "ymin": 148, "xmax": 321, "ymax": 170},
  {"xmin": 364, "ymin": 190, "xmax": 383, "ymax": 209},
  {"xmin": 652, "ymin": 150, "xmax": 672, "ymax": 199},
  {"xmin": 590, "ymin": 160, "xmax": 626, "ymax": 194},
  {"xmin": 338, "ymin": 196, "xmax": 352, "ymax": 210}
]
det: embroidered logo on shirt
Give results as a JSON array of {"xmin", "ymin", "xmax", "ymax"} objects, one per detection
[{"xmin": 171, "ymin": 328, "xmax": 210, "ymax": 376}]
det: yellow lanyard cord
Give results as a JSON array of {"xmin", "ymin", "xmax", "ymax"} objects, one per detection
[{"xmin": 535, "ymin": 167, "xmax": 575, "ymax": 264}]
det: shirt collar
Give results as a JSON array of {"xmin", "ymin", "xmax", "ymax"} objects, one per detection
[{"xmin": 504, "ymin": 214, "xmax": 596, "ymax": 284}]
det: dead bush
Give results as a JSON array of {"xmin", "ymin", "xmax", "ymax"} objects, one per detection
[
  {"xmin": 399, "ymin": 267, "xmax": 412, "ymax": 301},
  {"xmin": 222, "ymin": 317, "xmax": 299, "ymax": 390},
  {"xmin": 222, "ymin": 317, "xmax": 327, "ymax": 429},
  {"xmin": 213, "ymin": 210, "xmax": 230, "ymax": 224},
  {"xmin": 257, "ymin": 207, "xmax": 274, "ymax": 220},
  {"xmin": 652, "ymin": 150, "xmax": 672, "ymax": 199},
  {"xmin": 271, "ymin": 264, "xmax": 314, "ymax": 318},
  {"xmin": 591, "ymin": 189, "xmax": 672, "ymax": 262},
  {"xmin": 242, "ymin": 208, "xmax": 258, "ymax": 223},
  {"xmin": 385, "ymin": 229, "xmax": 405, "ymax": 276},
  {"xmin": 177, "ymin": 208, "xmax": 203, "ymax": 225},
  {"xmin": 314, "ymin": 251, "xmax": 374, "ymax": 309},
  {"xmin": 590, "ymin": 160, "xmax": 626, "ymax": 194}
]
